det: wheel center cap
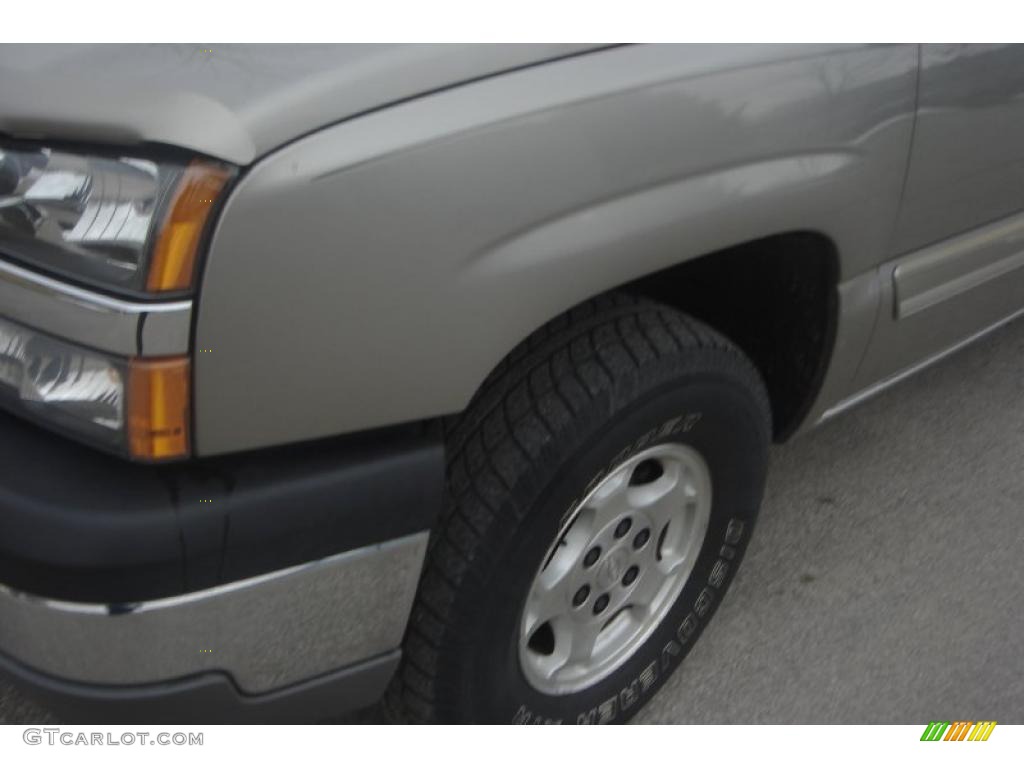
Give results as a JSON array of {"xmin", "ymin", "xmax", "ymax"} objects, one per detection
[{"xmin": 597, "ymin": 548, "xmax": 628, "ymax": 590}]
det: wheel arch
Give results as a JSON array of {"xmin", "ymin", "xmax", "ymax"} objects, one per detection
[
  {"xmin": 623, "ymin": 231, "xmax": 840, "ymax": 441},
  {"xmin": 469, "ymin": 229, "xmax": 840, "ymax": 443}
]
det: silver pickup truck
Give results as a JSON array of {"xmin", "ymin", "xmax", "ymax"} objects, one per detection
[{"xmin": 0, "ymin": 43, "xmax": 1022, "ymax": 725}]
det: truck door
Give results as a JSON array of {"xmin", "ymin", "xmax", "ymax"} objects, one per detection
[{"xmin": 852, "ymin": 44, "xmax": 1024, "ymax": 391}]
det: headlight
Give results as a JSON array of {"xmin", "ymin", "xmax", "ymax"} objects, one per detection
[
  {"xmin": 0, "ymin": 144, "xmax": 233, "ymax": 294},
  {"xmin": 0, "ymin": 314, "xmax": 190, "ymax": 460}
]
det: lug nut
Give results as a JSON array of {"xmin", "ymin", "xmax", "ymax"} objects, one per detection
[
  {"xmin": 572, "ymin": 585, "xmax": 590, "ymax": 607},
  {"xmin": 583, "ymin": 546, "xmax": 601, "ymax": 567},
  {"xmin": 593, "ymin": 594, "xmax": 610, "ymax": 614},
  {"xmin": 633, "ymin": 528, "xmax": 650, "ymax": 549},
  {"xmin": 614, "ymin": 517, "xmax": 632, "ymax": 538},
  {"xmin": 622, "ymin": 565, "xmax": 639, "ymax": 586}
]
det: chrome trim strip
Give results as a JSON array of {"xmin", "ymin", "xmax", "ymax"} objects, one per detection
[
  {"xmin": 0, "ymin": 531, "xmax": 428, "ymax": 694},
  {"xmin": 818, "ymin": 304, "xmax": 1024, "ymax": 424},
  {"xmin": 0, "ymin": 259, "xmax": 192, "ymax": 356}
]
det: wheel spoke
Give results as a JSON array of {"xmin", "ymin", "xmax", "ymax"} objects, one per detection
[
  {"xmin": 526, "ymin": 615, "xmax": 574, "ymax": 681},
  {"xmin": 627, "ymin": 564, "xmax": 667, "ymax": 614},
  {"xmin": 566, "ymin": 620, "xmax": 603, "ymax": 667},
  {"xmin": 584, "ymin": 465, "xmax": 632, "ymax": 528},
  {"xmin": 523, "ymin": 567, "xmax": 572, "ymax": 637},
  {"xmin": 630, "ymin": 462, "xmax": 689, "ymax": 525},
  {"xmin": 527, "ymin": 616, "xmax": 603, "ymax": 685}
]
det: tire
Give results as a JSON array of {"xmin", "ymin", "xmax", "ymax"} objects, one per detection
[{"xmin": 386, "ymin": 293, "xmax": 771, "ymax": 724}]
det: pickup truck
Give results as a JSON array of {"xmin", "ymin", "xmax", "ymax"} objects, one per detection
[{"xmin": 1, "ymin": 43, "xmax": 1022, "ymax": 725}]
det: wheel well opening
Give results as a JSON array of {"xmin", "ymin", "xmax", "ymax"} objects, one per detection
[{"xmin": 625, "ymin": 232, "xmax": 839, "ymax": 441}]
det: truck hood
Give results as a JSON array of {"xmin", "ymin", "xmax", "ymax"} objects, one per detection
[{"xmin": 0, "ymin": 44, "xmax": 606, "ymax": 165}]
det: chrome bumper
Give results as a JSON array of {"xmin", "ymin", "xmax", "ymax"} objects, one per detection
[{"xmin": 0, "ymin": 532, "xmax": 427, "ymax": 694}]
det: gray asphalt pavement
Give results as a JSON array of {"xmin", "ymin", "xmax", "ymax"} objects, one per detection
[{"xmin": 4, "ymin": 318, "xmax": 1023, "ymax": 725}]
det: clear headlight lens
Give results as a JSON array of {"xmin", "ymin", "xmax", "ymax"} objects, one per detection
[
  {"xmin": 0, "ymin": 314, "xmax": 189, "ymax": 459},
  {"xmin": 0, "ymin": 314, "xmax": 126, "ymax": 448},
  {"xmin": 0, "ymin": 145, "xmax": 231, "ymax": 294}
]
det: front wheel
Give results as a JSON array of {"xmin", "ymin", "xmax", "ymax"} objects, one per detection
[{"xmin": 388, "ymin": 294, "xmax": 771, "ymax": 724}]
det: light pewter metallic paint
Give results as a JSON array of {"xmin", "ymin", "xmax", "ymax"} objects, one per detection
[
  {"xmin": 891, "ymin": 44, "xmax": 1024, "ymax": 254},
  {"xmin": 195, "ymin": 43, "xmax": 1024, "ymax": 455},
  {"xmin": 195, "ymin": 43, "xmax": 920, "ymax": 454},
  {"xmin": 0, "ymin": 44, "xmax": 605, "ymax": 165},
  {"xmin": 846, "ymin": 44, "xmax": 1024, "ymax": 396}
]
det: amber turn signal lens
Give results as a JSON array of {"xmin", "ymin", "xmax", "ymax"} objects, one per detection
[
  {"xmin": 146, "ymin": 161, "xmax": 232, "ymax": 292},
  {"xmin": 128, "ymin": 357, "xmax": 191, "ymax": 460}
]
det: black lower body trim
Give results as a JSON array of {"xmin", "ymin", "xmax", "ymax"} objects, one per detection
[
  {"xmin": 0, "ymin": 409, "xmax": 444, "ymax": 603},
  {"xmin": 0, "ymin": 649, "xmax": 399, "ymax": 724}
]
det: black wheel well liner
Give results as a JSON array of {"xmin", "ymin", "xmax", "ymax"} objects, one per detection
[{"xmin": 623, "ymin": 231, "xmax": 839, "ymax": 441}]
